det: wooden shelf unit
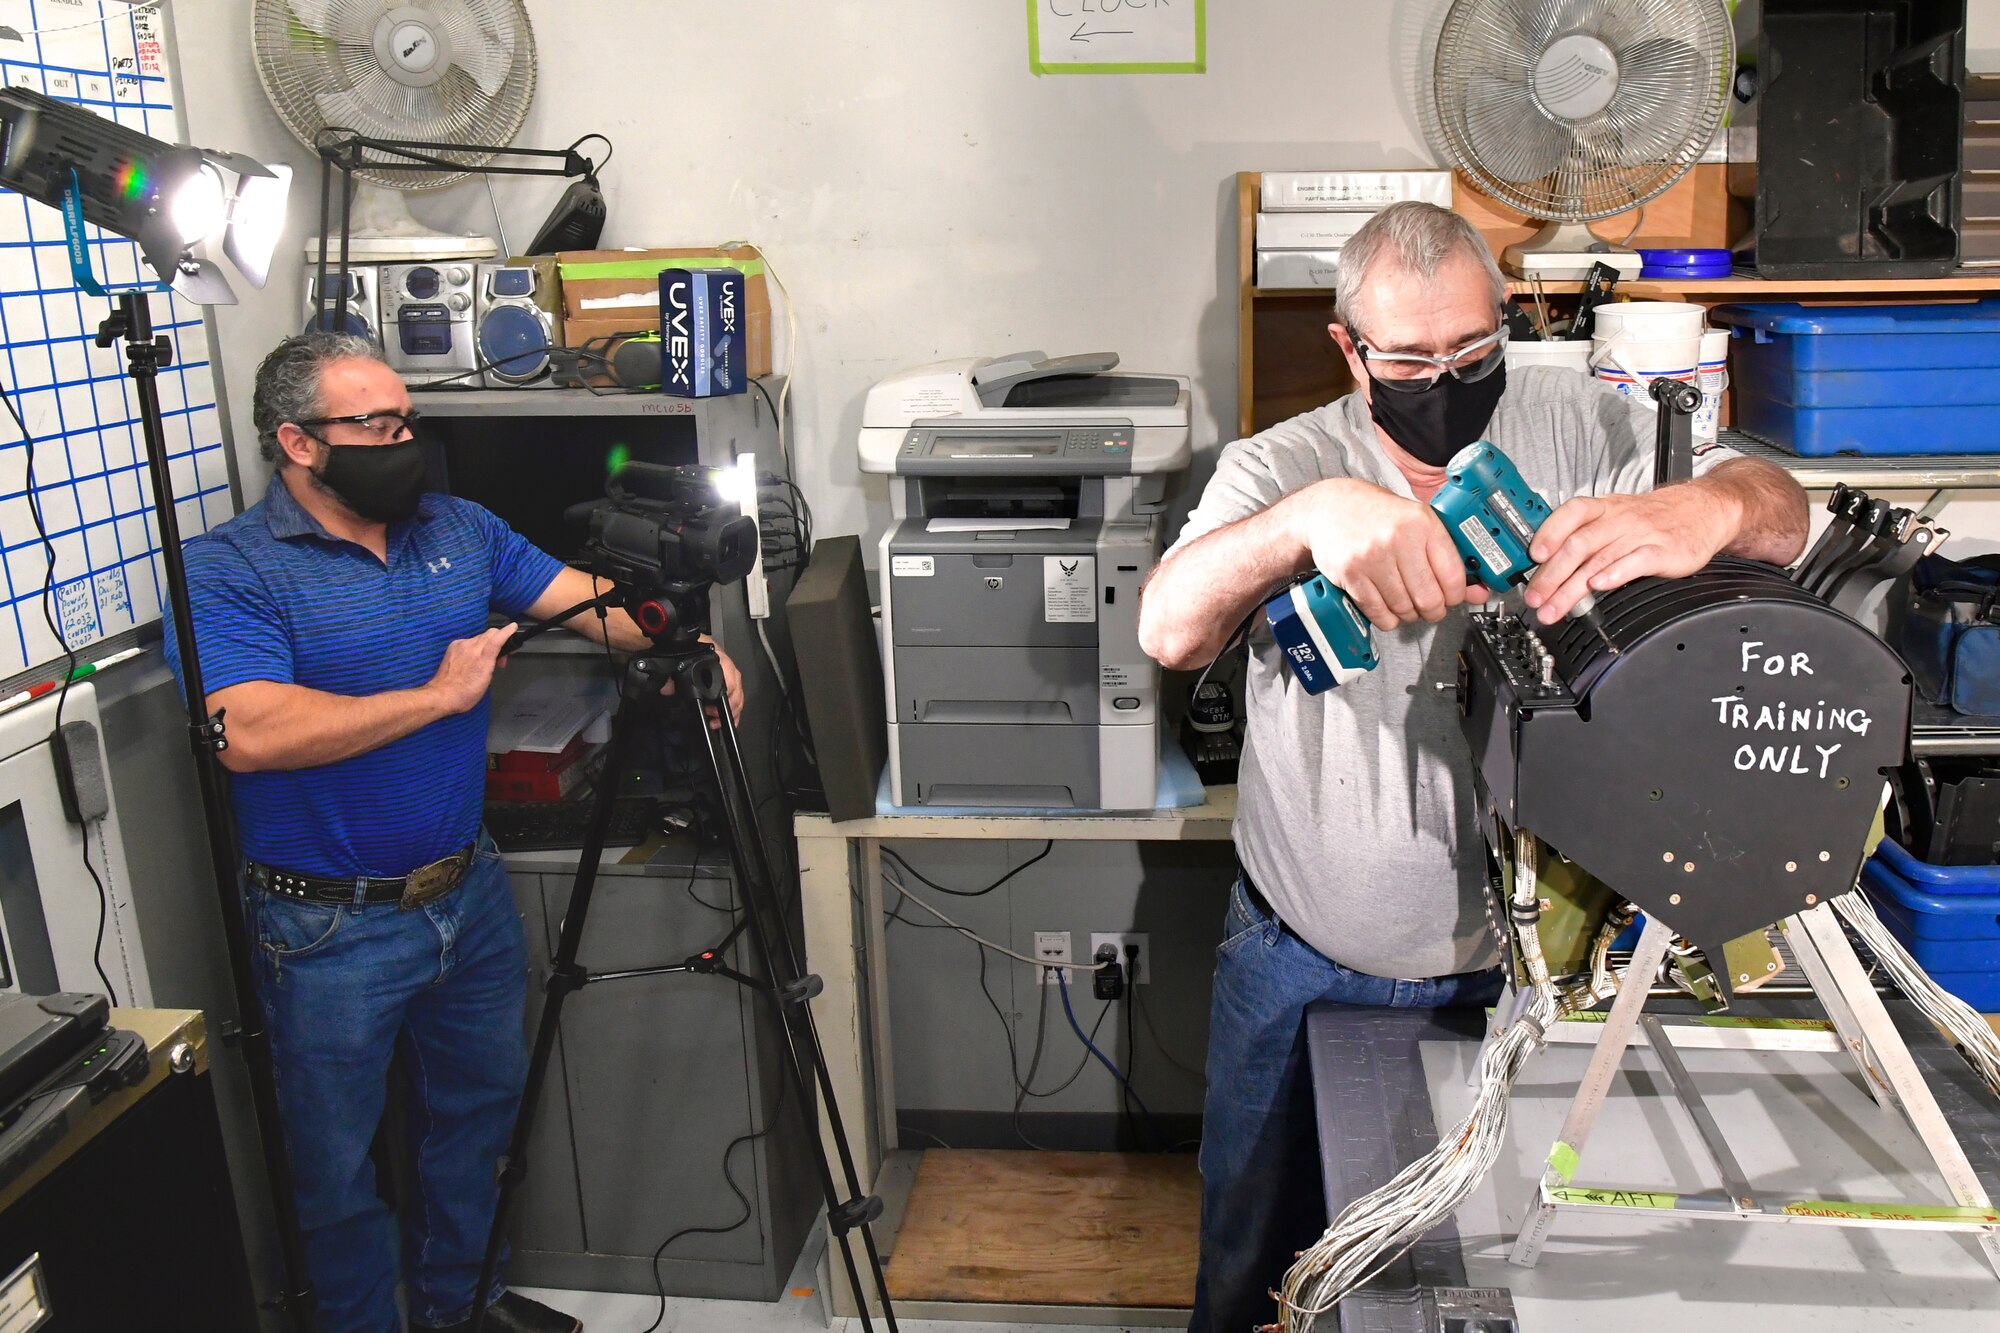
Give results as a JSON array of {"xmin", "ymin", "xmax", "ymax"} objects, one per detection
[{"xmin": 1236, "ymin": 171, "xmax": 2000, "ymax": 437}]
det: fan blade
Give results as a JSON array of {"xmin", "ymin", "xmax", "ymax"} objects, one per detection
[
  {"xmin": 1453, "ymin": 0, "xmax": 1538, "ymax": 75},
  {"xmin": 434, "ymin": 0, "xmax": 525, "ymax": 102},
  {"xmin": 282, "ymin": 0, "xmax": 376, "ymax": 50},
  {"xmin": 1516, "ymin": 0, "xmax": 1597, "ymax": 53},
  {"xmin": 1461, "ymin": 71, "xmax": 1567, "ymax": 184},
  {"xmin": 1605, "ymin": 36, "xmax": 1710, "ymax": 164},
  {"xmin": 315, "ymin": 66, "xmax": 428, "ymax": 140}
]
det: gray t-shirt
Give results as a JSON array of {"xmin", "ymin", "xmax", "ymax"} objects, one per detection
[{"xmin": 1169, "ymin": 366, "xmax": 1716, "ymax": 979}]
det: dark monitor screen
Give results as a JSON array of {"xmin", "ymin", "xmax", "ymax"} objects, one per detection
[{"xmin": 431, "ymin": 413, "xmax": 700, "ymax": 562}]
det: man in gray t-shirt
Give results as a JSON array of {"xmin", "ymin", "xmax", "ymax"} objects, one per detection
[{"xmin": 1138, "ymin": 203, "xmax": 1808, "ymax": 1333}]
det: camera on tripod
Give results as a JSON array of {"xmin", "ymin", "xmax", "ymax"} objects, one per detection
[{"xmin": 564, "ymin": 462, "xmax": 759, "ymax": 641}]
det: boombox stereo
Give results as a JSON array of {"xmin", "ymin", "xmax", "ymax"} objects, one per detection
[
  {"xmin": 302, "ymin": 267, "xmax": 381, "ymax": 345},
  {"xmin": 380, "ymin": 262, "xmax": 479, "ymax": 385},
  {"xmin": 475, "ymin": 261, "xmax": 560, "ymax": 387}
]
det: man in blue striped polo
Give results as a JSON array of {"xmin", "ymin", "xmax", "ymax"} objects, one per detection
[{"xmin": 167, "ymin": 332, "xmax": 742, "ymax": 1333}]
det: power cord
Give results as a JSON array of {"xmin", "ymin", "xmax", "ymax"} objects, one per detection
[
  {"xmin": 639, "ymin": 1123, "xmax": 766, "ymax": 1333},
  {"xmin": 881, "ymin": 841, "xmax": 1052, "ymax": 897},
  {"xmin": 1055, "ymin": 969, "xmax": 1164, "ymax": 1149},
  {"xmin": 0, "ymin": 377, "xmax": 115, "ymax": 1003}
]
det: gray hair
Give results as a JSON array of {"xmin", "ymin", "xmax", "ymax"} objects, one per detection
[
  {"xmin": 1333, "ymin": 200, "xmax": 1507, "ymax": 338},
  {"xmin": 251, "ymin": 331, "xmax": 384, "ymax": 463}
]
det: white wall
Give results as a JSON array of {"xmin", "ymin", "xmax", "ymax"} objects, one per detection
[
  {"xmin": 170, "ymin": 2, "xmax": 2000, "ymax": 556},
  {"xmin": 171, "ymin": 1, "xmax": 1452, "ymax": 539}
]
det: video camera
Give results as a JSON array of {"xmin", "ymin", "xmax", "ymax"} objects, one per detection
[{"xmin": 566, "ymin": 461, "xmax": 758, "ymax": 593}]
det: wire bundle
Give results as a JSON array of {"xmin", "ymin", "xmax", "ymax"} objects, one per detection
[
  {"xmin": 1270, "ymin": 985, "xmax": 1555, "ymax": 1332},
  {"xmin": 1273, "ymin": 833, "xmax": 1561, "ymax": 1332},
  {"xmin": 1833, "ymin": 889, "xmax": 2000, "ymax": 1096}
]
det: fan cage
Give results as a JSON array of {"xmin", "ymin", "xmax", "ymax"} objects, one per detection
[
  {"xmin": 1433, "ymin": 0, "xmax": 1735, "ymax": 223},
  {"xmin": 251, "ymin": 0, "xmax": 538, "ymax": 190}
]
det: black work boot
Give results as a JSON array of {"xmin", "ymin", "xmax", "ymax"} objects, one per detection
[{"xmin": 426, "ymin": 1291, "xmax": 582, "ymax": 1333}]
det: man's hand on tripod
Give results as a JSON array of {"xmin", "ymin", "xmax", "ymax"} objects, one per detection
[
  {"xmin": 426, "ymin": 624, "xmax": 516, "ymax": 715},
  {"xmin": 659, "ymin": 638, "xmax": 744, "ymax": 730}
]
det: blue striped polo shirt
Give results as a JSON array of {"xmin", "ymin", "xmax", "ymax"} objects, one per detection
[{"xmin": 164, "ymin": 477, "xmax": 565, "ymax": 878}]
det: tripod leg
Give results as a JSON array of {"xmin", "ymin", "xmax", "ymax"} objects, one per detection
[
  {"xmin": 677, "ymin": 651, "xmax": 900, "ymax": 1331},
  {"xmin": 470, "ymin": 692, "xmax": 646, "ymax": 1332}
]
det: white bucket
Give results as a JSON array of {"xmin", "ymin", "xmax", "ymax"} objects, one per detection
[
  {"xmin": 1591, "ymin": 333, "xmax": 1703, "ymax": 405},
  {"xmin": 1694, "ymin": 328, "xmax": 1729, "ymax": 444},
  {"xmin": 1591, "ymin": 301, "xmax": 1706, "ymax": 343},
  {"xmin": 1504, "ymin": 340, "xmax": 1593, "ymax": 375}
]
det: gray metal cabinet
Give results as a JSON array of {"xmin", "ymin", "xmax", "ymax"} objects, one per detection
[{"xmin": 504, "ymin": 849, "xmax": 820, "ymax": 1300}]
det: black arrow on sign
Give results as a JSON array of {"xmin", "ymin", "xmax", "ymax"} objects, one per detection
[{"xmin": 1071, "ymin": 23, "xmax": 1134, "ymax": 42}]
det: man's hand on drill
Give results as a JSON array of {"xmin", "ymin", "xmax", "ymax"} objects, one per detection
[
  {"xmin": 1286, "ymin": 478, "xmax": 1488, "ymax": 632},
  {"xmin": 1525, "ymin": 487, "xmax": 1738, "ymax": 624}
]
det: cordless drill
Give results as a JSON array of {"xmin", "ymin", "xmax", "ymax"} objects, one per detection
[{"xmin": 1265, "ymin": 441, "xmax": 1617, "ymax": 693}]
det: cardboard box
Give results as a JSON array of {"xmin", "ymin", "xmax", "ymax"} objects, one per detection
[
  {"xmin": 556, "ymin": 245, "xmax": 771, "ymax": 376},
  {"xmin": 558, "ymin": 318, "xmax": 662, "ymax": 388},
  {"xmin": 1256, "ymin": 211, "xmax": 1374, "ymax": 249},
  {"xmin": 1256, "ymin": 249, "xmax": 1342, "ymax": 288},
  {"xmin": 1260, "ymin": 170, "xmax": 1452, "ymax": 212},
  {"xmin": 660, "ymin": 267, "xmax": 747, "ymax": 397}
]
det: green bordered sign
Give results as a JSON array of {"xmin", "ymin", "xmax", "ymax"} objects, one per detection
[{"xmin": 1027, "ymin": 0, "xmax": 1205, "ymax": 75}]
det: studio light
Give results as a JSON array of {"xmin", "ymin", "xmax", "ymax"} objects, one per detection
[
  {"xmin": 0, "ymin": 87, "xmax": 290, "ymax": 305},
  {"xmin": 0, "ymin": 86, "xmax": 315, "ymax": 1332}
]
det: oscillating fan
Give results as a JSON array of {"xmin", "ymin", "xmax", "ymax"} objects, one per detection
[
  {"xmin": 1430, "ymin": 0, "xmax": 1735, "ymax": 280},
  {"xmin": 250, "ymin": 0, "xmax": 538, "ymax": 259}
]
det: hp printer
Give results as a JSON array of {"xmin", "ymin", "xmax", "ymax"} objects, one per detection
[{"xmin": 859, "ymin": 352, "xmax": 1191, "ymax": 809}]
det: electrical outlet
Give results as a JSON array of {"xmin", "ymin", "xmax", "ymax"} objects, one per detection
[
  {"xmin": 1034, "ymin": 930, "xmax": 1072, "ymax": 984},
  {"xmin": 1090, "ymin": 932, "xmax": 1149, "ymax": 984}
]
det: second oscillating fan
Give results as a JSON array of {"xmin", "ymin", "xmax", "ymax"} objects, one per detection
[{"xmin": 1431, "ymin": 0, "xmax": 1735, "ymax": 280}]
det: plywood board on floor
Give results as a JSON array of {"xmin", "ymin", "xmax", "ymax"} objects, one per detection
[{"xmin": 884, "ymin": 1149, "xmax": 1199, "ymax": 1309}]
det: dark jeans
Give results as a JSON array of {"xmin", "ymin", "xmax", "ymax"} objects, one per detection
[
  {"xmin": 250, "ymin": 837, "xmax": 527, "ymax": 1333},
  {"xmin": 1191, "ymin": 877, "xmax": 1501, "ymax": 1333}
]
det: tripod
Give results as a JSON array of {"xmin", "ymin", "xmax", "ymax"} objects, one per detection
[
  {"xmin": 473, "ymin": 592, "xmax": 898, "ymax": 1333},
  {"xmin": 97, "ymin": 291, "xmax": 319, "ymax": 1330}
]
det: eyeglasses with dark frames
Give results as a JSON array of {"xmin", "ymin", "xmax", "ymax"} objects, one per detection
[{"xmin": 293, "ymin": 410, "xmax": 422, "ymax": 443}]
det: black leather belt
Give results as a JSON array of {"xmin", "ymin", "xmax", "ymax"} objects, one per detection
[
  {"xmin": 1238, "ymin": 868, "xmax": 1302, "ymax": 941},
  {"xmin": 247, "ymin": 846, "xmax": 475, "ymax": 910}
]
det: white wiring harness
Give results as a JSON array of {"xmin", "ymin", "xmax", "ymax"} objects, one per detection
[
  {"xmin": 1270, "ymin": 832, "xmax": 1560, "ymax": 1332},
  {"xmin": 1833, "ymin": 888, "xmax": 2000, "ymax": 1096}
]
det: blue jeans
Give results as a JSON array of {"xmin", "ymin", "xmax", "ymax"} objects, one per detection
[
  {"xmin": 1191, "ymin": 877, "xmax": 1501, "ymax": 1333},
  {"xmin": 250, "ymin": 838, "xmax": 528, "ymax": 1333}
]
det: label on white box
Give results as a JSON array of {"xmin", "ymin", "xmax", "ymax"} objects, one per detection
[
  {"xmin": 1259, "ymin": 171, "xmax": 1452, "ymax": 211},
  {"xmin": 890, "ymin": 555, "xmax": 935, "ymax": 577},
  {"xmin": 1256, "ymin": 212, "xmax": 1373, "ymax": 249},
  {"xmin": 1044, "ymin": 555, "xmax": 1096, "ymax": 624},
  {"xmin": 1100, "ymin": 663, "xmax": 1143, "ymax": 689},
  {"xmin": 898, "ymin": 385, "xmax": 961, "ymax": 418}
]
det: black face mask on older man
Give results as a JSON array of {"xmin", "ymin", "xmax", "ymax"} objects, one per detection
[
  {"xmin": 1364, "ymin": 364, "xmax": 1509, "ymax": 468},
  {"xmin": 1356, "ymin": 325, "xmax": 1510, "ymax": 468}
]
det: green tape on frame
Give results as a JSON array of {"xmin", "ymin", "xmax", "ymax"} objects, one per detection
[{"xmin": 1027, "ymin": 0, "xmax": 1206, "ymax": 76}]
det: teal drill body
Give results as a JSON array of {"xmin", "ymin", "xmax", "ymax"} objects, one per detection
[{"xmin": 1263, "ymin": 441, "xmax": 1609, "ymax": 694}]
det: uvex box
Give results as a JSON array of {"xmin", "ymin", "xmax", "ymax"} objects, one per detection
[
  {"xmin": 555, "ymin": 245, "xmax": 772, "ymax": 376},
  {"xmin": 659, "ymin": 267, "xmax": 747, "ymax": 397}
]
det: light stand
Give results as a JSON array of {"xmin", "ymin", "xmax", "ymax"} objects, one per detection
[
  {"xmin": 96, "ymin": 291, "xmax": 318, "ymax": 1333},
  {"xmin": 472, "ymin": 586, "xmax": 898, "ymax": 1333}
]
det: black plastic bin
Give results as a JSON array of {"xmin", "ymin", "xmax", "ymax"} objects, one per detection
[{"xmin": 1752, "ymin": 0, "xmax": 1965, "ymax": 278}]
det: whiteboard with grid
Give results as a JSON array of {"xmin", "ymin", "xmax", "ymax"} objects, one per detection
[{"xmin": 0, "ymin": 1, "xmax": 230, "ymax": 680}]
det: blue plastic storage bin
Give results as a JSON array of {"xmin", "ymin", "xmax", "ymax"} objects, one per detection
[
  {"xmin": 1709, "ymin": 302, "xmax": 2000, "ymax": 456},
  {"xmin": 1859, "ymin": 837, "xmax": 2000, "ymax": 1010}
]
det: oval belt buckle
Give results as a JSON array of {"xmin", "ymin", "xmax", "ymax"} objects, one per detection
[{"xmin": 399, "ymin": 855, "xmax": 460, "ymax": 911}]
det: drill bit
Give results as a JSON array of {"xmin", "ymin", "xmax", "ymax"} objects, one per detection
[{"xmin": 1573, "ymin": 593, "xmax": 1618, "ymax": 656}]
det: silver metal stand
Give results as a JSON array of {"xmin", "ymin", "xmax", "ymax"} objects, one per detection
[{"xmin": 1508, "ymin": 906, "xmax": 2000, "ymax": 1274}]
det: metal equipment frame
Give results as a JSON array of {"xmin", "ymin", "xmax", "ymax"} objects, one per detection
[{"xmin": 1507, "ymin": 908, "xmax": 2000, "ymax": 1273}]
